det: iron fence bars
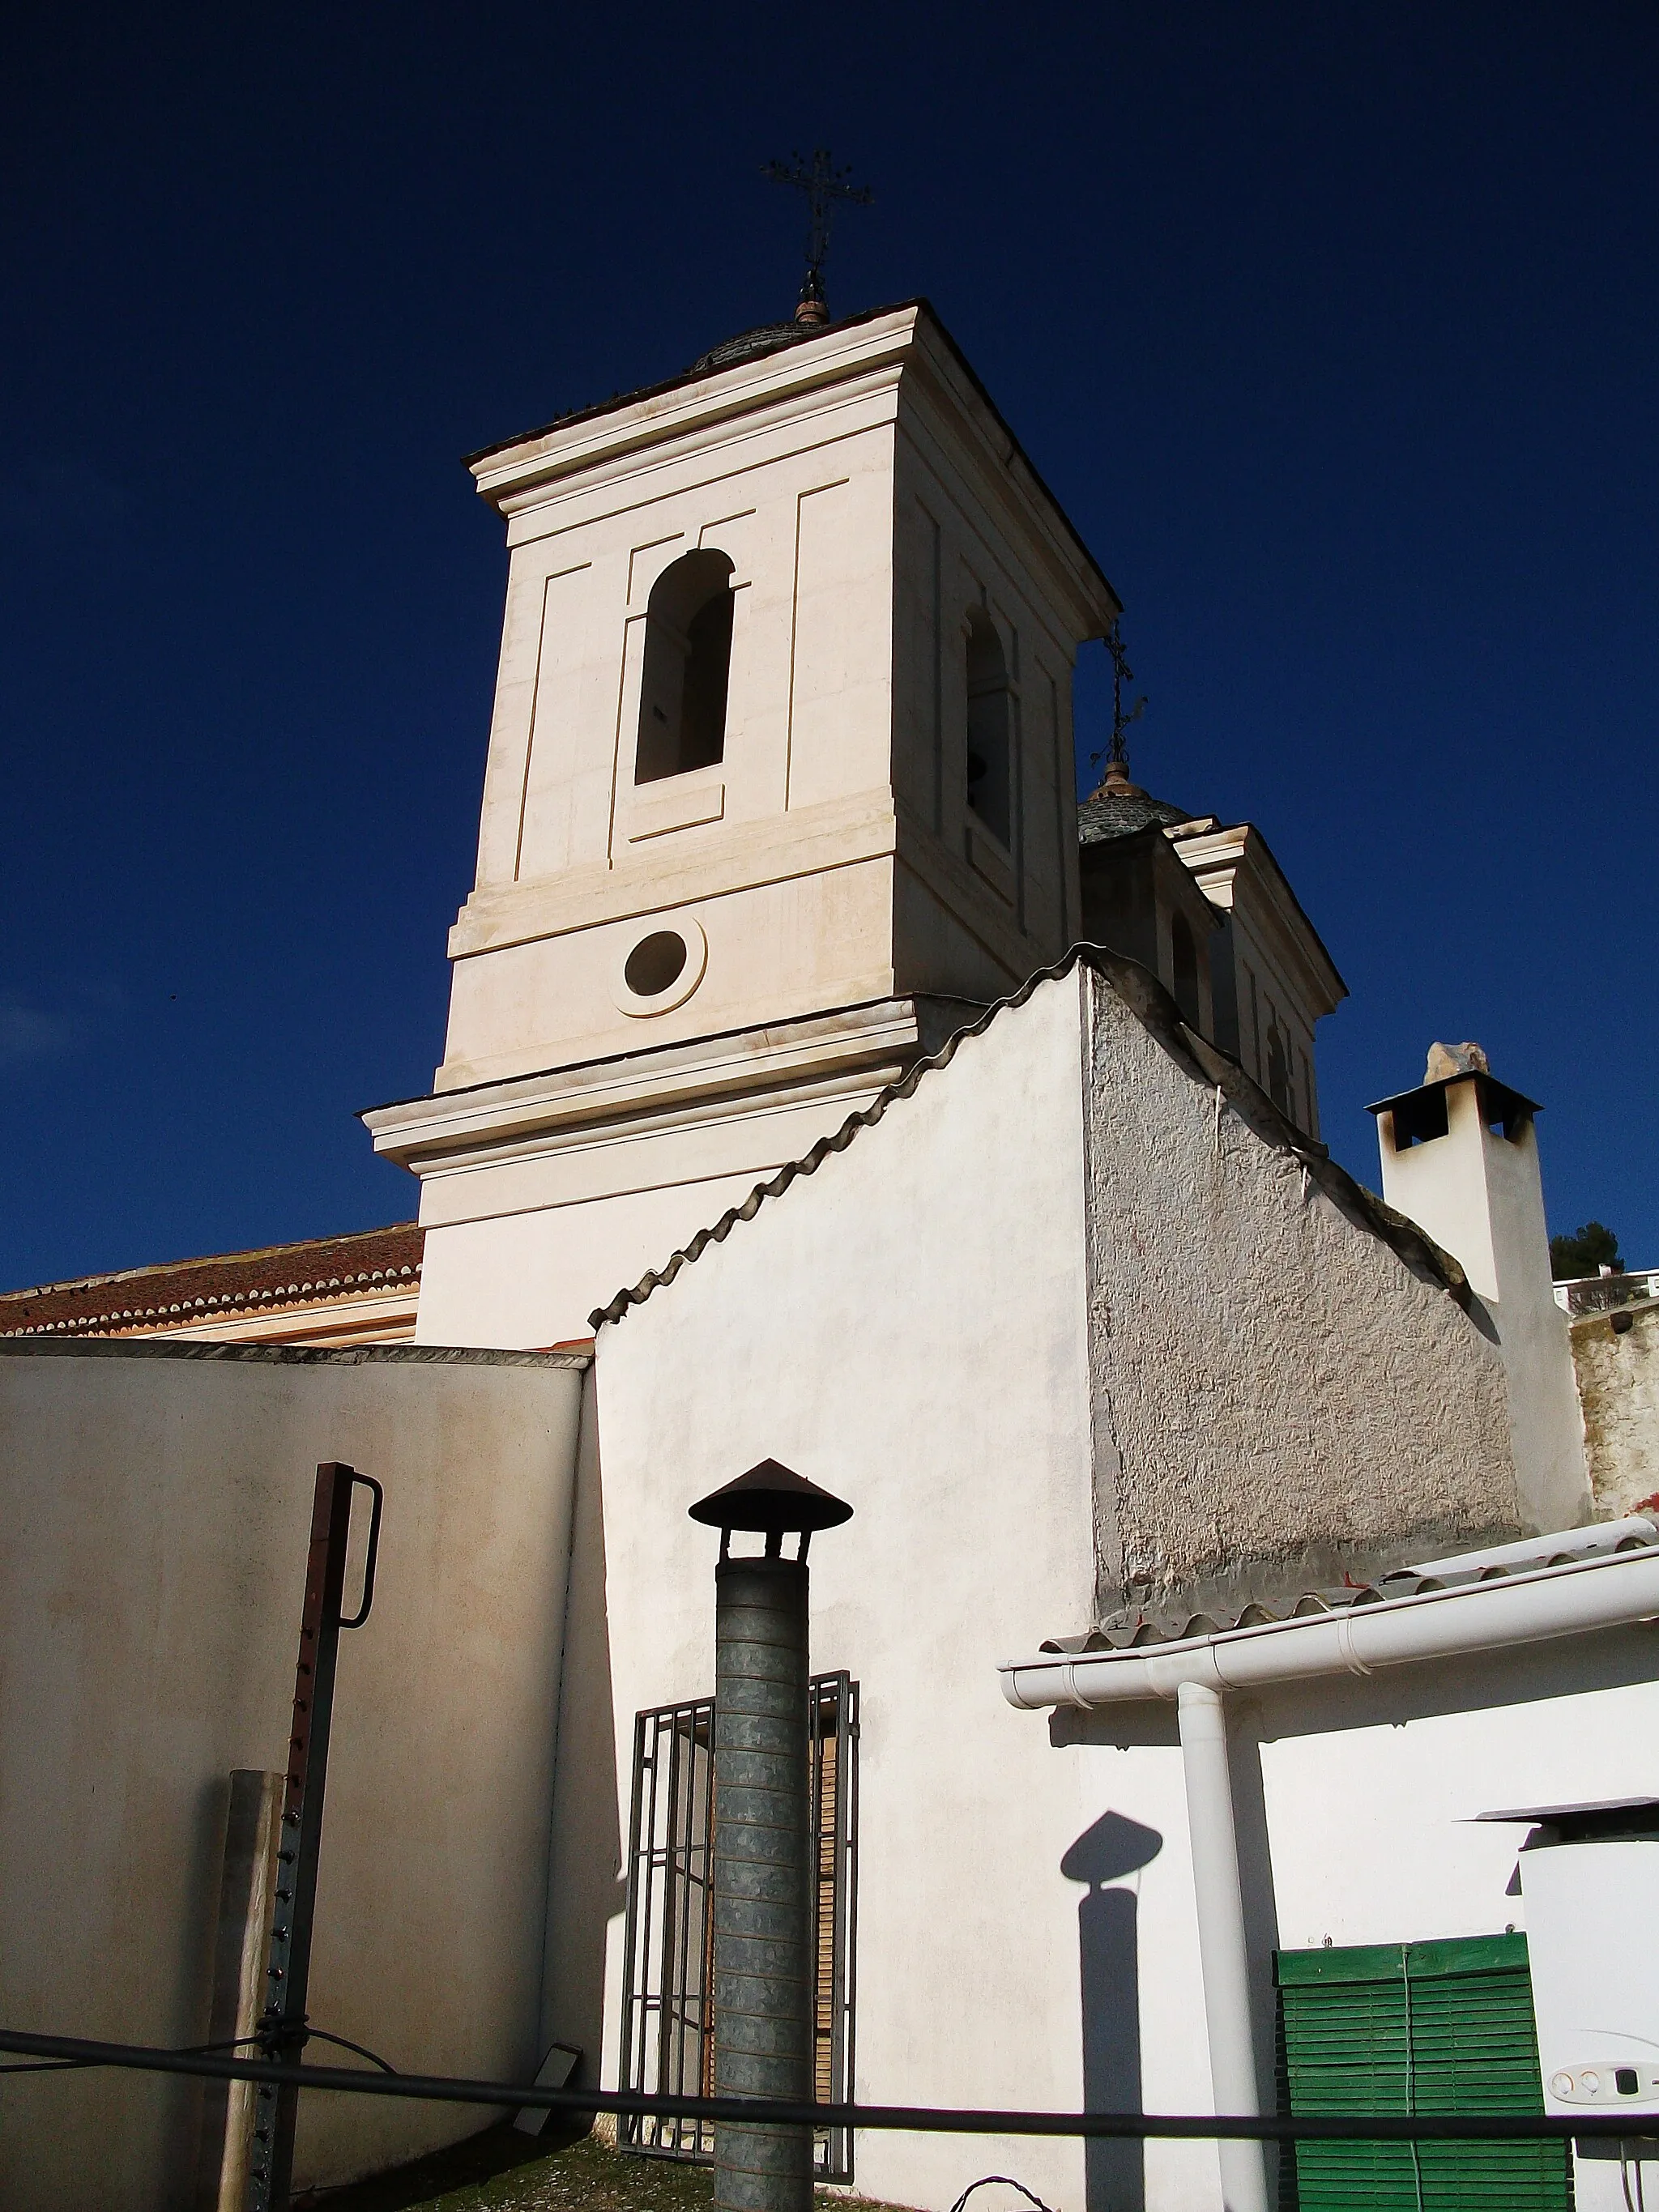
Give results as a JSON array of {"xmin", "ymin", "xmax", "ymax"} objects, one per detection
[
  {"xmin": 810, "ymin": 1673, "xmax": 857, "ymax": 2180},
  {"xmin": 619, "ymin": 1698, "xmax": 718, "ymax": 2159},
  {"xmin": 619, "ymin": 1676, "xmax": 859, "ymax": 2180}
]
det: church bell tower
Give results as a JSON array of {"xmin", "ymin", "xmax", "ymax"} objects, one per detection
[{"xmin": 366, "ymin": 299, "xmax": 1121, "ymax": 1345}]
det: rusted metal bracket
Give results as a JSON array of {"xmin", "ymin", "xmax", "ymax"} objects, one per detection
[{"xmin": 247, "ymin": 1462, "xmax": 383, "ymax": 2212}]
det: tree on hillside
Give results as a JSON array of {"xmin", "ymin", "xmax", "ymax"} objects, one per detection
[{"xmin": 1550, "ymin": 1221, "xmax": 1623, "ymax": 1281}]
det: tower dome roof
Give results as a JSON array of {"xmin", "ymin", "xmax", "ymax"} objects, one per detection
[
  {"xmin": 689, "ymin": 322, "xmax": 817, "ymax": 375},
  {"xmin": 1077, "ymin": 779, "xmax": 1195, "ymax": 845}
]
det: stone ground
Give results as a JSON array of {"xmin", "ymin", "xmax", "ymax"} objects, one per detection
[{"xmin": 295, "ymin": 2125, "xmax": 917, "ymax": 2212}]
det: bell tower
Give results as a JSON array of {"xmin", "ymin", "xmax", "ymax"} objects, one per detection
[{"xmin": 367, "ymin": 300, "xmax": 1120, "ymax": 1346}]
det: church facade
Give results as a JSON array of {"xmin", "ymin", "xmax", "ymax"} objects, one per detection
[
  {"xmin": 362, "ymin": 298, "xmax": 1353, "ymax": 1349},
  {"xmin": 7, "ymin": 292, "xmax": 1657, "ymax": 2212}
]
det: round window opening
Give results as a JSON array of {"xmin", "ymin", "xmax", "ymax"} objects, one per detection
[{"xmin": 624, "ymin": 930, "xmax": 689, "ymax": 999}]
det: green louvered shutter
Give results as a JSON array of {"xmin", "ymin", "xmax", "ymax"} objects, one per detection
[{"xmin": 1276, "ymin": 1934, "xmax": 1572, "ymax": 2210}]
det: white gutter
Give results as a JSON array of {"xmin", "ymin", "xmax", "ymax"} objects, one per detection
[
  {"xmin": 1407, "ymin": 1514, "xmax": 1658, "ymax": 1577},
  {"xmin": 1000, "ymin": 1542, "xmax": 1659, "ymax": 1712}
]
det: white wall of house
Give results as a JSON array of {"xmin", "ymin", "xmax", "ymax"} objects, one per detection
[
  {"xmin": 584, "ymin": 970, "xmax": 1100, "ymax": 2212},
  {"xmin": 577, "ymin": 962, "xmax": 1535, "ymax": 2212},
  {"xmin": 1054, "ymin": 1630, "xmax": 1659, "ymax": 2212},
  {"xmin": 0, "ymin": 1340, "xmax": 587, "ymax": 2212}
]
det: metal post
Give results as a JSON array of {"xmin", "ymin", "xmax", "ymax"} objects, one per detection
[
  {"xmin": 249, "ymin": 1462, "xmax": 382, "ymax": 2212},
  {"xmin": 713, "ymin": 1553, "xmax": 814, "ymax": 2212},
  {"xmin": 1176, "ymin": 1680, "xmax": 1269, "ymax": 2212},
  {"xmin": 689, "ymin": 1459, "xmax": 853, "ymax": 2212}
]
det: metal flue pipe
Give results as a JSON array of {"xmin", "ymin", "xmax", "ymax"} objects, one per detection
[{"xmin": 690, "ymin": 1460, "xmax": 853, "ymax": 2212}]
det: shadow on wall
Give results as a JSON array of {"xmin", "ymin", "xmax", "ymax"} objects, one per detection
[
  {"xmin": 540, "ymin": 1381, "xmax": 625, "ymax": 2080},
  {"xmin": 1062, "ymin": 1811, "xmax": 1163, "ymax": 2212}
]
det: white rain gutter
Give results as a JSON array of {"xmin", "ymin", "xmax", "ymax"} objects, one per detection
[
  {"xmin": 1000, "ymin": 1540, "xmax": 1659, "ymax": 2212},
  {"xmin": 999, "ymin": 1542, "xmax": 1659, "ymax": 1713}
]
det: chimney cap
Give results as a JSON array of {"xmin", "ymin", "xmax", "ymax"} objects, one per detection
[
  {"xmin": 689, "ymin": 1458, "xmax": 853, "ymax": 1535},
  {"xmin": 1366, "ymin": 1068, "xmax": 1542, "ymax": 1123}
]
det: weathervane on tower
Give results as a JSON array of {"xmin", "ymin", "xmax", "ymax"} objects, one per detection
[
  {"xmin": 1094, "ymin": 617, "xmax": 1149, "ymax": 795},
  {"xmin": 762, "ymin": 148, "xmax": 874, "ymax": 326}
]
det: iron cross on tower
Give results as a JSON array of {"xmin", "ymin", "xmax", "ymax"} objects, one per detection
[
  {"xmin": 762, "ymin": 148, "xmax": 874, "ymax": 323},
  {"xmin": 1096, "ymin": 617, "xmax": 1148, "ymax": 788}
]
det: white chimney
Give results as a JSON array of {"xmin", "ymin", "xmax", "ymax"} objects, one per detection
[{"xmin": 1370, "ymin": 1043, "xmax": 1589, "ymax": 1534}]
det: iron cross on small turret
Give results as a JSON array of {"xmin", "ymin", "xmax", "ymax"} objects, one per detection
[
  {"xmin": 1094, "ymin": 617, "xmax": 1148, "ymax": 791},
  {"xmin": 762, "ymin": 148, "xmax": 873, "ymax": 325}
]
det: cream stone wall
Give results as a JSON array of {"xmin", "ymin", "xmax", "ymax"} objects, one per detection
[
  {"xmin": 438, "ymin": 305, "xmax": 1113, "ymax": 1097},
  {"xmin": 1572, "ymin": 1298, "xmax": 1659, "ymax": 1516},
  {"xmin": 375, "ymin": 303, "xmax": 1120, "ymax": 1352},
  {"xmin": 0, "ymin": 1341, "xmax": 586, "ymax": 2212},
  {"xmin": 1170, "ymin": 822, "xmax": 1343, "ymax": 1141},
  {"xmin": 1083, "ymin": 973, "xmax": 1523, "ymax": 1618}
]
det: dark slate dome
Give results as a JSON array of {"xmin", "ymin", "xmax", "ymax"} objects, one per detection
[
  {"xmin": 689, "ymin": 322, "xmax": 819, "ymax": 375},
  {"xmin": 1077, "ymin": 781, "xmax": 1196, "ymax": 845}
]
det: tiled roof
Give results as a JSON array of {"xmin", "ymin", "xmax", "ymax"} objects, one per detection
[
  {"xmin": 1041, "ymin": 1519, "xmax": 1659, "ymax": 1652},
  {"xmin": 589, "ymin": 944, "xmax": 1471, "ymax": 1330},
  {"xmin": 0, "ymin": 1223, "xmax": 423, "ymax": 1339},
  {"xmin": 1077, "ymin": 789, "xmax": 1198, "ymax": 843}
]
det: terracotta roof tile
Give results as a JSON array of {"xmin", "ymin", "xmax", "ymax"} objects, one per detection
[{"xmin": 0, "ymin": 1223, "xmax": 423, "ymax": 1338}]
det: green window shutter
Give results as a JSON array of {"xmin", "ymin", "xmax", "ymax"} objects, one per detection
[{"xmin": 1276, "ymin": 1934, "xmax": 1573, "ymax": 2211}]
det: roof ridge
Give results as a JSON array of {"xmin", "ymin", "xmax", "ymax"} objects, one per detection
[{"xmin": 588, "ymin": 947, "xmax": 1471, "ymax": 1332}]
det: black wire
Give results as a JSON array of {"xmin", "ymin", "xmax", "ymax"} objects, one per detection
[
  {"xmin": 0, "ymin": 2024, "xmax": 1647, "ymax": 2142},
  {"xmin": 300, "ymin": 2030, "xmax": 398, "ymax": 2075},
  {"xmin": 2, "ymin": 2028, "xmax": 395, "ymax": 2082},
  {"xmin": 948, "ymin": 2177, "xmax": 1060, "ymax": 2212}
]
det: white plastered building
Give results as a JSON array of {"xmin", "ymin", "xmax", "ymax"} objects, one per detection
[
  {"xmin": 359, "ymin": 296, "xmax": 1641, "ymax": 2212},
  {"xmin": 10, "ymin": 289, "xmax": 1643, "ymax": 2212}
]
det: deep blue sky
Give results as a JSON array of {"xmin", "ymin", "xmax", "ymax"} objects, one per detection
[{"xmin": 2, "ymin": 2, "xmax": 1654, "ymax": 1290}]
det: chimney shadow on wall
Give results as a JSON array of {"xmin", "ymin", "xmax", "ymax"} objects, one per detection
[{"xmin": 1062, "ymin": 1810, "xmax": 1163, "ymax": 2212}]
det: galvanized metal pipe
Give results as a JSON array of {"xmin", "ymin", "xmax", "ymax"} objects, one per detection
[{"xmin": 712, "ymin": 1554, "xmax": 814, "ymax": 2212}]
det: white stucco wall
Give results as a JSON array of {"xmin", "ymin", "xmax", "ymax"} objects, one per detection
[
  {"xmin": 0, "ymin": 1341, "xmax": 586, "ymax": 2212},
  {"xmin": 577, "ymin": 959, "xmax": 1559, "ymax": 2212},
  {"xmin": 1056, "ymin": 1630, "xmax": 1659, "ymax": 2212},
  {"xmin": 587, "ymin": 969, "xmax": 1100, "ymax": 2212},
  {"xmin": 1083, "ymin": 974, "xmax": 1521, "ymax": 1618}
]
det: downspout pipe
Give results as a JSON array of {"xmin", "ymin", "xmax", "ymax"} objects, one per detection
[{"xmin": 1177, "ymin": 1682, "xmax": 1270, "ymax": 2212}]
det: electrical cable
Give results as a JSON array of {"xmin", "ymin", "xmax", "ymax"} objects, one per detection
[
  {"xmin": 0, "ymin": 2024, "xmax": 1646, "ymax": 2143},
  {"xmin": 293, "ymin": 2029, "xmax": 398, "ymax": 2075},
  {"xmin": 2, "ymin": 2027, "xmax": 396, "ymax": 2081},
  {"xmin": 948, "ymin": 2177, "xmax": 1060, "ymax": 2212}
]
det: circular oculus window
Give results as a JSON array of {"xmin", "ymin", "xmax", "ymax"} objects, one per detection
[{"xmin": 611, "ymin": 917, "xmax": 708, "ymax": 1016}]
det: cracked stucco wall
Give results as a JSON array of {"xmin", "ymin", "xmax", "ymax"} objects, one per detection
[{"xmin": 1081, "ymin": 967, "xmax": 1521, "ymax": 1622}]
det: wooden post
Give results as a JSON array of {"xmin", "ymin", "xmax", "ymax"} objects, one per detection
[{"xmin": 196, "ymin": 1771, "xmax": 284, "ymax": 2212}]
